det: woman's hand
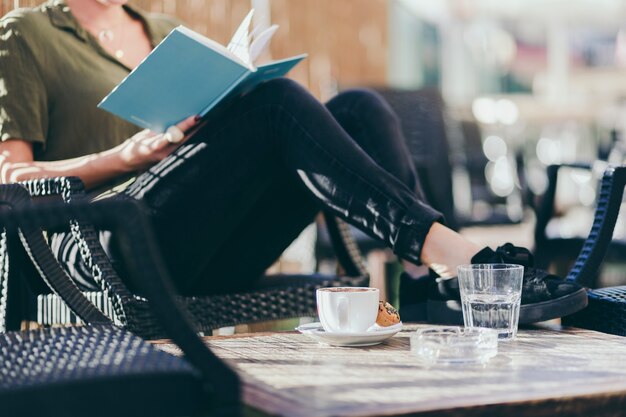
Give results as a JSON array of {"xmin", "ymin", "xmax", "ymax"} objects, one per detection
[
  {"xmin": 116, "ymin": 116, "xmax": 199, "ymax": 172},
  {"xmin": 0, "ymin": 116, "xmax": 202, "ymax": 189}
]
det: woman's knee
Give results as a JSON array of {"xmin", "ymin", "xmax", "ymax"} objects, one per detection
[
  {"xmin": 253, "ymin": 77, "xmax": 313, "ymax": 104},
  {"xmin": 327, "ymin": 88, "xmax": 400, "ymax": 125},
  {"xmin": 262, "ymin": 76, "xmax": 304, "ymax": 92}
]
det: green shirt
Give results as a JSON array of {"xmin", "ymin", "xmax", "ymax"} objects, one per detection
[{"xmin": 0, "ymin": 0, "xmax": 178, "ymax": 161}]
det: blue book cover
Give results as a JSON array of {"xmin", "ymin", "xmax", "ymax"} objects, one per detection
[{"xmin": 98, "ymin": 25, "xmax": 306, "ymax": 132}]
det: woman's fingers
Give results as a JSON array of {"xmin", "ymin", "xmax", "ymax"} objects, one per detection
[
  {"xmin": 125, "ymin": 115, "xmax": 200, "ymax": 163},
  {"xmin": 176, "ymin": 115, "xmax": 199, "ymax": 133},
  {"xmin": 130, "ymin": 129, "xmax": 152, "ymax": 142},
  {"xmin": 163, "ymin": 126, "xmax": 185, "ymax": 144},
  {"xmin": 161, "ymin": 115, "xmax": 200, "ymax": 145}
]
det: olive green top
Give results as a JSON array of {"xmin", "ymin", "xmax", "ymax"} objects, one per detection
[{"xmin": 0, "ymin": 0, "xmax": 179, "ymax": 161}]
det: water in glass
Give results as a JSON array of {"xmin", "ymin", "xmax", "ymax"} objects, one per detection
[{"xmin": 462, "ymin": 292, "xmax": 521, "ymax": 340}]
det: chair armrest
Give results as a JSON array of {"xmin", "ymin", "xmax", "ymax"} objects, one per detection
[
  {"xmin": 0, "ymin": 198, "xmax": 241, "ymax": 412},
  {"xmin": 19, "ymin": 176, "xmax": 86, "ymax": 202},
  {"xmin": 321, "ymin": 212, "xmax": 369, "ymax": 277},
  {"xmin": 565, "ymin": 165, "xmax": 626, "ymax": 286},
  {"xmin": 255, "ymin": 273, "xmax": 367, "ymax": 289},
  {"xmin": 533, "ymin": 162, "xmax": 596, "ymax": 246},
  {"xmin": 21, "ymin": 177, "xmax": 134, "ymax": 324},
  {"xmin": 0, "ymin": 184, "xmax": 111, "ymax": 325}
]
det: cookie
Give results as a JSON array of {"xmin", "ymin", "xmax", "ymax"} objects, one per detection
[{"xmin": 376, "ymin": 301, "xmax": 400, "ymax": 327}]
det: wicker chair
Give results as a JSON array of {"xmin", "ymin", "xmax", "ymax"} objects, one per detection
[
  {"xmin": 374, "ymin": 87, "xmax": 460, "ymax": 230},
  {"xmin": 315, "ymin": 87, "xmax": 455, "ymax": 280},
  {"xmin": 533, "ymin": 162, "xmax": 626, "ymax": 276},
  {"xmin": 534, "ymin": 164, "xmax": 626, "ymax": 336},
  {"xmin": 373, "ymin": 87, "xmax": 525, "ymax": 230},
  {"xmin": 0, "ymin": 190, "xmax": 241, "ymax": 416},
  {"xmin": 0, "ymin": 177, "xmax": 367, "ymax": 339}
]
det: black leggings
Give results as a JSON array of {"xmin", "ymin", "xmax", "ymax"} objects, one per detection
[{"xmin": 61, "ymin": 78, "xmax": 442, "ymax": 295}]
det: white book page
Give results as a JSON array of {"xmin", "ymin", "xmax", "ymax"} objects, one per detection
[
  {"xmin": 249, "ymin": 24, "xmax": 264, "ymax": 43},
  {"xmin": 176, "ymin": 26, "xmax": 255, "ymax": 71},
  {"xmin": 250, "ymin": 24, "xmax": 278, "ymax": 64},
  {"xmin": 226, "ymin": 9, "xmax": 255, "ymax": 66}
]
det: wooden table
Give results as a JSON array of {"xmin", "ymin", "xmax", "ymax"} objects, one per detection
[{"xmin": 154, "ymin": 324, "xmax": 626, "ymax": 416}]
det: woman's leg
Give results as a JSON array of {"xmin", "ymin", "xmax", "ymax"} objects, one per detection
[
  {"xmin": 323, "ymin": 88, "xmax": 448, "ymax": 278},
  {"xmin": 182, "ymin": 87, "xmax": 437, "ymax": 295},
  {"xmin": 324, "ymin": 89, "xmax": 422, "ymax": 198},
  {"xmin": 121, "ymin": 78, "xmax": 477, "ymax": 294}
]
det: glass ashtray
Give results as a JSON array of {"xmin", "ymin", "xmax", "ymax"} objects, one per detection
[{"xmin": 410, "ymin": 327, "xmax": 498, "ymax": 365}]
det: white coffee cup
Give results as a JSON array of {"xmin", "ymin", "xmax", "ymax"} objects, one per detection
[{"xmin": 316, "ymin": 287, "xmax": 379, "ymax": 333}]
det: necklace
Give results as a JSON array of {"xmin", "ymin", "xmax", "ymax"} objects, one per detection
[
  {"xmin": 84, "ymin": 8, "xmax": 126, "ymax": 60},
  {"xmin": 98, "ymin": 28, "xmax": 114, "ymax": 42},
  {"xmin": 97, "ymin": 27, "xmax": 125, "ymax": 59}
]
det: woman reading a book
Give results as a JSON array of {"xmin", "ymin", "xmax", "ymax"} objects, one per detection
[{"xmin": 0, "ymin": 0, "xmax": 585, "ymax": 321}]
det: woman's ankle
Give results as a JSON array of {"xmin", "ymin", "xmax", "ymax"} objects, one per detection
[
  {"xmin": 420, "ymin": 223, "xmax": 482, "ymax": 277},
  {"xmin": 401, "ymin": 260, "xmax": 429, "ymax": 278}
]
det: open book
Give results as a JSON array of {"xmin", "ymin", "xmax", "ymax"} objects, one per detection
[{"xmin": 98, "ymin": 10, "xmax": 307, "ymax": 132}]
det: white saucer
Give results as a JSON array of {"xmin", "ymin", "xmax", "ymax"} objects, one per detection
[{"xmin": 295, "ymin": 322, "xmax": 403, "ymax": 347}]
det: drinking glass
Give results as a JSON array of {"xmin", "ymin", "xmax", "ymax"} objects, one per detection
[{"xmin": 457, "ymin": 264, "xmax": 524, "ymax": 340}]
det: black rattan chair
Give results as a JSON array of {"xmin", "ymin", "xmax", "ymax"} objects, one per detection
[
  {"xmin": 534, "ymin": 164, "xmax": 626, "ymax": 336},
  {"xmin": 316, "ymin": 88, "xmax": 455, "ymax": 270},
  {"xmin": 0, "ymin": 177, "xmax": 367, "ymax": 339},
  {"xmin": 373, "ymin": 87, "xmax": 459, "ymax": 230},
  {"xmin": 423, "ymin": 164, "xmax": 626, "ymax": 326},
  {"xmin": 0, "ymin": 188, "xmax": 240, "ymax": 417},
  {"xmin": 533, "ymin": 162, "xmax": 626, "ymax": 279},
  {"xmin": 372, "ymin": 88, "xmax": 525, "ymax": 230},
  {"xmin": 533, "ymin": 162, "xmax": 601, "ymax": 272}
]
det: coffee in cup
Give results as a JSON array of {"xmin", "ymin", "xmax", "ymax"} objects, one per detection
[{"xmin": 316, "ymin": 287, "xmax": 379, "ymax": 333}]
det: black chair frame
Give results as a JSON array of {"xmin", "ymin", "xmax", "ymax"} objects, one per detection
[
  {"xmin": 535, "ymin": 164, "xmax": 626, "ymax": 336},
  {"xmin": 0, "ymin": 177, "xmax": 368, "ymax": 339},
  {"xmin": 0, "ymin": 188, "xmax": 241, "ymax": 416}
]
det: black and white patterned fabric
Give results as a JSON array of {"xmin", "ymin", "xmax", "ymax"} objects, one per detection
[{"xmin": 49, "ymin": 231, "xmax": 112, "ymax": 291}]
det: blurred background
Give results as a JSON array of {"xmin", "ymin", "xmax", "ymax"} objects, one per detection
[{"xmin": 4, "ymin": 0, "xmax": 626, "ymax": 287}]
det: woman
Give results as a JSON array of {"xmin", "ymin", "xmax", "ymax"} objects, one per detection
[{"xmin": 0, "ymin": 0, "xmax": 586, "ymax": 321}]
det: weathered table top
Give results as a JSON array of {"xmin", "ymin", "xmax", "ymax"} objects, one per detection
[{"xmin": 154, "ymin": 324, "xmax": 626, "ymax": 417}]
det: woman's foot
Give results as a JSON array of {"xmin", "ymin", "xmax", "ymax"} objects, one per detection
[
  {"xmin": 419, "ymin": 222, "xmax": 481, "ymax": 278},
  {"xmin": 412, "ymin": 222, "xmax": 588, "ymax": 323},
  {"xmin": 428, "ymin": 243, "xmax": 588, "ymax": 324}
]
